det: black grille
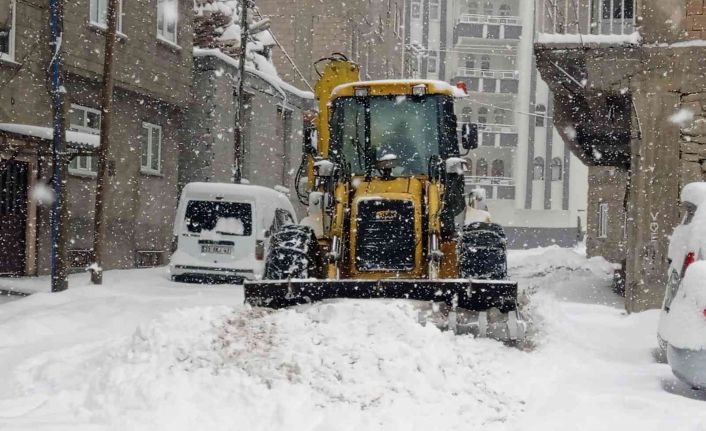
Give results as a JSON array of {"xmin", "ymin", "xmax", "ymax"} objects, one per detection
[{"xmin": 355, "ymin": 199, "xmax": 415, "ymax": 271}]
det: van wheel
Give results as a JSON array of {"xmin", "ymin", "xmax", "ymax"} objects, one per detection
[{"xmin": 264, "ymin": 225, "xmax": 322, "ymax": 280}]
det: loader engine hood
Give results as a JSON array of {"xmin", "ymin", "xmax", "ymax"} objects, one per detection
[{"xmin": 350, "ymin": 177, "xmax": 424, "ymax": 278}]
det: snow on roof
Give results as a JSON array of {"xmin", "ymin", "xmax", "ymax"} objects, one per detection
[
  {"xmin": 331, "ymin": 79, "xmax": 467, "ymax": 99},
  {"xmin": 681, "ymin": 182, "xmax": 706, "ymax": 205},
  {"xmin": 193, "ymin": 47, "xmax": 314, "ymax": 101},
  {"xmin": 181, "ymin": 181, "xmax": 289, "ymax": 203},
  {"xmin": 536, "ymin": 32, "xmax": 641, "ymax": 46},
  {"xmin": 0, "ymin": 123, "xmax": 99, "ymax": 148}
]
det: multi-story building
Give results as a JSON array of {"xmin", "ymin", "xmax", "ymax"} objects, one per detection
[
  {"xmin": 256, "ymin": 0, "xmax": 406, "ymax": 88},
  {"xmin": 534, "ymin": 0, "xmax": 706, "ymax": 311},
  {"xmin": 0, "ymin": 0, "xmax": 193, "ymax": 276},
  {"xmin": 405, "ymin": 0, "xmax": 588, "ymax": 248}
]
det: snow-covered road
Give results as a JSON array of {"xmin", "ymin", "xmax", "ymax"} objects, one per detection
[{"xmin": 0, "ymin": 247, "xmax": 705, "ymax": 430}]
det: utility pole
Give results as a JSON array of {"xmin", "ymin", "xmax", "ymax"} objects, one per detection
[
  {"xmin": 49, "ymin": 0, "xmax": 68, "ymax": 292},
  {"xmin": 91, "ymin": 0, "xmax": 119, "ymax": 285},
  {"xmin": 233, "ymin": 0, "xmax": 249, "ymax": 183}
]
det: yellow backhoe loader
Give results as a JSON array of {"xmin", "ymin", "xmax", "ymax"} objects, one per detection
[{"xmin": 244, "ymin": 54, "xmax": 526, "ymax": 342}]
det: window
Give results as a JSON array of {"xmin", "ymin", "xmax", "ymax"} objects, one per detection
[
  {"xmin": 466, "ymin": 1, "xmax": 478, "ymax": 14},
  {"xmin": 185, "ymin": 201, "xmax": 252, "ymax": 236},
  {"xmin": 480, "ymin": 55, "xmax": 490, "ymax": 70},
  {"xmin": 464, "ymin": 54, "xmax": 475, "ymax": 69},
  {"xmin": 157, "ymin": 0, "xmax": 178, "ymax": 44},
  {"xmin": 533, "ymin": 157, "xmax": 544, "ymax": 180},
  {"xmin": 483, "ymin": 1, "xmax": 493, "ymax": 15},
  {"xmin": 491, "ymin": 159, "xmax": 504, "ymax": 177},
  {"xmin": 494, "ymin": 108, "xmax": 505, "ymax": 124},
  {"xmin": 429, "ymin": 0, "xmax": 440, "ymax": 20},
  {"xmin": 602, "ymin": 0, "xmax": 633, "ymax": 19},
  {"xmin": 0, "ymin": 0, "xmax": 14, "ymax": 60},
  {"xmin": 461, "ymin": 106, "xmax": 473, "ymax": 122},
  {"xmin": 141, "ymin": 122, "xmax": 162, "ymax": 174},
  {"xmin": 427, "ymin": 51, "xmax": 437, "ymax": 74},
  {"xmin": 90, "ymin": 0, "xmax": 123, "ymax": 32},
  {"xmin": 411, "ymin": 0, "xmax": 421, "ymax": 19},
  {"xmin": 476, "ymin": 158, "xmax": 488, "ymax": 176},
  {"xmin": 535, "ymin": 104, "xmax": 546, "ymax": 127},
  {"xmin": 498, "ymin": 4, "xmax": 511, "ymax": 16},
  {"xmin": 551, "ymin": 157, "xmax": 562, "ymax": 181},
  {"xmin": 478, "ymin": 107, "xmax": 488, "ymax": 124},
  {"xmin": 598, "ymin": 202, "xmax": 609, "ymax": 238},
  {"xmin": 69, "ymin": 105, "xmax": 101, "ymax": 175}
]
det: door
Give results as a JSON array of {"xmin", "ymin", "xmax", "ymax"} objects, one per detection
[{"xmin": 0, "ymin": 159, "xmax": 28, "ymax": 276}]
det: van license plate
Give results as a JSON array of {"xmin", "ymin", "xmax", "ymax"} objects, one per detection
[{"xmin": 201, "ymin": 245, "xmax": 232, "ymax": 255}]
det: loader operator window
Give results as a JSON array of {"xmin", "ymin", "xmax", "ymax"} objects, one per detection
[{"xmin": 330, "ymin": 95, "xmax": 443, "ymax": 177}]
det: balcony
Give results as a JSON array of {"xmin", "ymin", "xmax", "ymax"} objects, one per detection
[
  {"xmin": 536, "ymin": 0, "xmax": 639, "ymax": 46},
  {"xmin": 454, "ymin": 14, "xmax": 523, "ymax": 44},
  {"xmin": 459, "ymin": 122, "xmax": 517, "ymax": 147},
  {"xmin": 451, "ymin": 70, "xmax": 519, "ymax": 94},
  {"xmin": 465, "ymin": 176, "xmax": 515, "ymax": 200}
]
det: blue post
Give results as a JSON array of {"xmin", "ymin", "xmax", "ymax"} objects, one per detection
[{"xmin": 49, "ymin": 0, "xmax": 66, "ymax": 292}]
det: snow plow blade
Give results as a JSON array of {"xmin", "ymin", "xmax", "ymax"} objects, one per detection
[{"xmin": 244, "ymin": 278, "xmax": 518, "ymax": 312}]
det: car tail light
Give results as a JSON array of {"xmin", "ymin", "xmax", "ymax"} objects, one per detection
[
  {"xmin": 681, "ymin": 251, "xmax": 696, "ymax": 277},
  {"xmin": 255, "ymin": 240, "xmax": 265, "ymax": 261}
]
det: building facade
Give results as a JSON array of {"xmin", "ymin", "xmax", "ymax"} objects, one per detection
[
  {"xmin": 534, "ymin": 0, "xmax": 706, "ymax": 311},
  {"xmin": 0, "ymin": 0, "xmax": 193, "ymax": 276},
  {"xmin": 256, "ymin": 0, "xmax": 407, "ymax": 88},
  {"xmin": 405, "ymin": 0, "xmax": 589, "ymax": 248}
]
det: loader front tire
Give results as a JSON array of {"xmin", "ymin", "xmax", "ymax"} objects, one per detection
[
  {"xmin": 264, "ymin": 225, "xmax": 323, "ymax": 280},
  {"xmin": 458, "ymin": 222, "xmax": 508, "ymax": 279}
]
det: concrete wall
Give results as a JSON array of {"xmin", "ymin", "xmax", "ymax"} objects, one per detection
[
  {"xmin": 585, "ymin": 167, "xmax": 629, "ymax": 265},
  {"xmin": 183, "ymin": 56, "xmax": 313, "ymax": 217}
]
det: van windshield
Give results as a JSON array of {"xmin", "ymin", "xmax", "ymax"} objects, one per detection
[{"xmin": 185, "ymin": 201, "xmax": 252, "ymax": 236}]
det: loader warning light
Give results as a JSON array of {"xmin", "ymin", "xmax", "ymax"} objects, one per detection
[
  {"xmin": 412, "ymin": 84, "xmax": 427, "ymax": 96},
  {"xmin": 455, "ymin": 81, "xmax": 468, "ymax": 95},
  {"xmin": 354, "ymin": 87, "xmax": 369, "ymax": 97}
]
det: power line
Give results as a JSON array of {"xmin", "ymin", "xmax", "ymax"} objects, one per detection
[
  {"xmin": 251, "ymin": 6, "xmax": 314, "ymax": 92},
  {"xmin": 465, "ymin": 98, "xmax": 553, "ymax": 120}
]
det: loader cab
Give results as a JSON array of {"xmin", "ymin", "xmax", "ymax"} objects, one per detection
[
  {"xmin": 327, "ymin": 81, "xmax": 472, "ymax": 178},
  {"xmin": 169, "ymin": 182, "xmax": 296, "ymax": 283}
]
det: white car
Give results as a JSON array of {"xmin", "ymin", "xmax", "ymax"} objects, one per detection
[
  {"xmin": 169, "ymin": 182, "xmax": 297, "ymax": 283},
  {"xmin": 658, "ymin": 182, "xmax": 706, "ymax": 389}
]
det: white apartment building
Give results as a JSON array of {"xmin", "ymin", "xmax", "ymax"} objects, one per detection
[{"xmin": 404, "ymin": 0, "xmax": 588, "ymax": 247}]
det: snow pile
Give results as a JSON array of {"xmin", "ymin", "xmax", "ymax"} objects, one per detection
[
  {"xmin": 536, "ymin": 31, "xmax": 642, "ymax": 45},
  {"xmin": 508, "ymin": 246, "xmax": 615, "ymax": 279},
  {"xmin": 5, "ymin": 302, "xmax": 530, "ymax": 430},
  {"xmin": 659, "ymin": 262, "xmax": 706, "ymax": 350}
]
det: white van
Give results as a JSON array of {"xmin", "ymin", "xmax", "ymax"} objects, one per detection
[{"xmin": 169, "ymin": 182, "xmax": 297, "ymax": 283}]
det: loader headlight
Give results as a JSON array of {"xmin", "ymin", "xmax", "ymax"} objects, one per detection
[
  {"xmin": 354, "ymin": 87, "xmax": 369, "ymax": 97},
  {"xmin": 412, "ymin": 84, "xmax": 427, "ymax": 96}
]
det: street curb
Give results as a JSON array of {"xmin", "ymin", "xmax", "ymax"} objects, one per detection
[{"xmin": 0, "ymin": 289, "xmax": 31, "ymax": 298}]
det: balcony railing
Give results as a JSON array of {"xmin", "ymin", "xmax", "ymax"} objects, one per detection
[
  {"xmin": 465, "ymin": 176, "xmax": 516, "ymax": 200},
  {"xmin": 458, "ymin": 14, "xmax": 522, "ymax": 26},
  {"xmin": 536, "ymin": 0, "xmax": 638, "ymax": 45},
  {"xmin": 457, "ymin": 68, "xmax": 518, "ymax": 80}
]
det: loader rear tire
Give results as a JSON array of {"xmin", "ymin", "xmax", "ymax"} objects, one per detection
[
  {"xmin": 264, "ymin": 225, "xmax": 323, "ymax": 280},
  {"xmin": 458, "ymin": 222, "xmax": 508, "ymax": 279}
]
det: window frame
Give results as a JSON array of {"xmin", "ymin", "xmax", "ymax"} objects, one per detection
[
  {"xmin": 157, "ymin": 0, "xmax": 178, "ymax": 45},
  {"xmin": 89, "ymin": 0, "xmax": 123, "ymax": 33},
  {"xmin": 411, "ymin": 0, "xmax": 421, "ymax": 19},
  {"xmin": 427, "ymin": 50, "xmax": 438, "ymax": 74},
  {"xmin": 598, "ymin": 202, "xmax": 609, "ymax": 238},
  {"xmin": 0, "ymin": 0, "xmax": 16, "ymax": 61},
  {"xmin": 535, "ymin": 104, "xmax": 546, "ymax": 127},
  {"xmin": 141, "ymin": 122, "xmax": 163, "ymax": 175},
  {"xmin": 550, "ymin": 157, "xmax": 562, "ymax": 181},
  {"xmin": 532, "ymin": 157, "xmax": 544, "ymax": 180},
  {"xmin": 429, "ymin": 0, "xmax": 440, "ymax": 20},
  {"xmin": 68, "ymin": 104, "xmax": 102, "ymax": 176}
]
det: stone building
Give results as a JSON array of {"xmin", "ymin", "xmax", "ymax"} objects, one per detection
[
  {"xmin": 0, "ymin": 0, "xmax": 193, "ymax": 276},
  {"xmin": 404, "ymin": 0, "xmax": 589, "ymax": 248},
  {"xmin": 255, "ymin": 0, "xmax": 407, "ymax": 88},
  {"xmin": 534, "ymin": 0, "xmax": 706, "ymax": 311}
]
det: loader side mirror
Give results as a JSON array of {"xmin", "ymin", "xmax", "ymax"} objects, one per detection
[{"xmin": 461, "ymin": 123, "xmax": 478, "ymax": 151}]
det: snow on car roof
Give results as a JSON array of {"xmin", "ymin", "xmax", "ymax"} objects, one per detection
[
  {"xmin": 681, "ymin": 182, "xmax": 706, "ymax": 205},
  {"xmin": 182, "ymin": 182, "xmax": 289, "ymax": 204}
]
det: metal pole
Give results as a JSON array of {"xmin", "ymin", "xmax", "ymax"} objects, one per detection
[
  {"xmin": 233, "ymin": 0, "xmax": 249, "ymax": 183},
  {"xmin": 49, "ymin": 0, "xmax": 68, "ymax": 292},
  {"xmin": 91, "ymin": 0, "xmax": 119, "ymax": 285}
]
